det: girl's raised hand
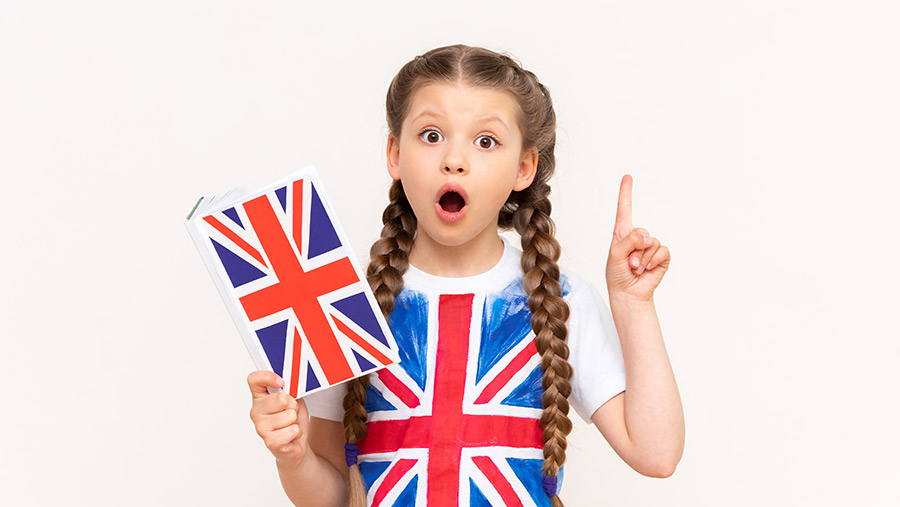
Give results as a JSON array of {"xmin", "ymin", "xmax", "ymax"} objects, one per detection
[
  {"xmin": 606, "ymin": 174, "xmax": 670, "ymax": 303},
  {"xmin": 247, "ymin": 370, "xmax": 309, "ymax": 466}
]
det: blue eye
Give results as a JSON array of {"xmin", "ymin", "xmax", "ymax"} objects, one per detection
[
  {"xmin": 476, "ymin": 135, "xmax": 498, "ymax": 149},
  {"xmin": 420, "ymin": 129, "xmax": 443, "ymax": 143}
]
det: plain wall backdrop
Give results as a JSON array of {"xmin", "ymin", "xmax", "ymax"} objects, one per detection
[{"xmin": 2, "ymin": 1, "xmax": 898, "ymax": 505}]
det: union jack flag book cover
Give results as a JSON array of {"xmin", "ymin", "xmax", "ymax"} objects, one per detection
[{"xmin": 185, "ymin": 166, "xmax": 400, "ymax": 398}]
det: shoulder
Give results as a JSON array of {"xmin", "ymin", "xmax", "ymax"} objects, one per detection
[{"xmin": 559, "ymin": 265, "xmax": 604, "ymax": 308}]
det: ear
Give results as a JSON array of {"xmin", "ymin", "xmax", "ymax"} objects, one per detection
[
  {"xmin": 386, "ymin": 133, "xmax": 401, "ymax": 181},
  {"xmin": 513, "ymin": 146, "xmax": 539, "ymax": 191}
]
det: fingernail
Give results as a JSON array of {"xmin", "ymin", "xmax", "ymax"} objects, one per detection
[
  {"xmin": 631, "ymin": 256, "xmax": 640, "ymax": 267},
  {"xmin": 644, "ymin": 235, "xmax": 652, "ymax": 245},
  {"xmin": 637, "ymin": 264, "xmax": 645, "ymax": 275}
]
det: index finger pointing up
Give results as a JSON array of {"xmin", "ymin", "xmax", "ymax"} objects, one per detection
[{"xmin": 614, "ymin": 174, "xmax": 633, "ymax": 239}]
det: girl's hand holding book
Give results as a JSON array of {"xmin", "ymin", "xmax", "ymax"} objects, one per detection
[
  {"xmin": 247, "ymin": 371, "xmax": 309, "ymax": 466},
  {"xmin": 606, "ymin": 174, "xmax": 671, "ymax": 304}
]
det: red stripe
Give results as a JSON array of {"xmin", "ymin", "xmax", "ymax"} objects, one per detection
[
  {"xmin": 460, "ymin": 415, "xmax": 543, "ymax": 448},
  {"xmin": 289, "ymin": 328, "xmax": 302, "ymax": 398},
  {"xmin": 474, "ymin": 337, "xmax": 538, "ymax": 405},
  {"xmin": 376, "ymin": 368, "xmax": 420, "ymax": 409},
  {"xmin": 358, "ymin": 419, "xmax": 416, "ymax": 454},
  {"xmin": 359, "ymin": 414, "xmax": 542, "ymax": 455},
  {"xmin": 372, "ymin": 458, "xmax": 416, "ymax": 507},
  {"xmin": 429, "ymin": 294, "xmax": 474, "ymax": 507},
  {"xmin": 332, "ymin": 314, "xmax": 394, "ymax": 367},
  {"xmin": 292, "ymin": 179, "xmax": 303, "ymax": 254},
  {"xmin": 472, "ymin": 456, "xmax": 525, "ymax": 507},
  {"xmin": 203, "ymin": 215, "xmax": 268, "ymax": 267}
]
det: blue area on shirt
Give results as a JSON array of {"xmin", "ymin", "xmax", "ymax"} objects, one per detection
[
  {"xmin": 477, "ymin": 278, "xmax": 533, "ymax": 383},
  {"xmin": 388, "ymin": 289, "xmax": 429, "ymax": 390},
  {"xmin": 254, "ymin": 319, "xmax": 287, "ymax": 377},
  {"xmin": 560, "ymin": 273, "xmax": 571, "ymax": 297},
  {"xmin": 395, "ymin": 475, "xmax": 418, "ymax": 506},
  {"xmin": 507, "ymin": 457, "xmax": 555, "ymax": 507},
  {"xmin": 469, "ymin": 478, "xmax": 491, "ymax": 507},
  {"xmin": 359, "ymin": 460, "xmax": 391, "ymax": 493},
  {"xmin": 501, "ymin": 363, "xmax": 544, "ymax": 409},
  {"xmin": 364, "ymin": 382, "xmax": 397, "ymax": 412},
  {"xmin": 211, "ymin": 238, "xmax": 265, "ymax": 288}
]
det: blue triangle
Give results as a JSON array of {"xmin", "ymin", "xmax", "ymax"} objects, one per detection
[
  {"xmin": 359, "ymin": 460, "xmax": 391, "ymax": 493},
  {"xmin": 388, "ymin": 290, "xmax": 429, "ymax": 391},
  {"xmin": 353, "ymin": 350, "xmax": 376, "ymax": 373},
  {"xmin": 210, "ymin": 239, "xmax": 266, "ymax": 288},
  {"xmin": 477, "ymin": 281, "xmax": 533, "ymax": 383},
  {"xmin": 307, "ymin": 182, "xmax": 341, "ymax": 258},
  {"xmin": 275, "ymin": 186, "xmax": 287, "ymax": 212},
  {"xmin": 305, "ymin": 363, "xmax": 320, "ymax": 391},
  {"xmin": 222, "ymin": 207, "xmax": 243, "ymax": 228},
  {"xmin": 501, "ymin": 364, "xmax": 544, "ymax": 409},
  {"xmin": 364, "ymin": 383, "xmax": 398, "ymax": 413},
  {"xmin": 469, "ymin": 478, "xmax": 491, "ymax": 507},
  {"xmin": 333, "ymin": 292, "xmax": 389, "ymax": 347},
  {"xmin": 394, "ymin": 475, "xmax": 418, "ymax": 506},
  {"xmin": 255, "ymin": 320, "xmax": 288, "ymax": 377}
]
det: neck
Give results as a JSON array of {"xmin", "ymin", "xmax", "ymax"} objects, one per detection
[{"xmin": 408, "ymin": 230, "xmax": 505, "ymax": 278}]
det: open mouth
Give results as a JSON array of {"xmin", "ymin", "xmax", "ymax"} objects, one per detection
[
  {"xmin": 435, "ymin": 184, "xmax": 468, "ymax": 222},
  {"xmin": 439, "ymin": 191, "xmax": 465, "ymax": 213}
]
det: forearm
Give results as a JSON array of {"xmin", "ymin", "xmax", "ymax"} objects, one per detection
[
  {"xmin": 609, "ymin": 295, "xmax": 684, "ymax": 475},
  {"xmin": 275, "ymin": 447, "xmax": 349, "ymax": 507}
]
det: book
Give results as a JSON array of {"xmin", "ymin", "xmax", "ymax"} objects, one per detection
[{"xmin": 185, "ymin": 166, "xmax": 400, "ymax": 398}]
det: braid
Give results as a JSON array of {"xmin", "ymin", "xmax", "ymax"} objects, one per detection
[
  {"xmin": 342, "ymin": 180, "xmax": 415, "ymax": 507},
  {"xmin": 514, "ymin": 188, "xmax": 572, "ymax": 507}
]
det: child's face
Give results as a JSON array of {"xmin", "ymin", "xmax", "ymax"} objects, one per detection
[{"xmin": 387, "ymin": 82, "xmax": 538, "ymax": 251}]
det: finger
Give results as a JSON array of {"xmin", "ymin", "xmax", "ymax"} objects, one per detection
[
  {"xmin": 637, "ymin": 237, "xmax": 661, "ymax": 274},
  {"xmin": 256, "ymin": 392, "xmax": 296, "ymax": 416},
  {"xmin": 264, "ymin": 423, "xmax": 303, "ymax": 452},
  {"xmin": 646, "ymin": 245, "xmax": 671, "ymax": 271},
  {"xmin": 248, "ymin": 371, "xmax": 284, "ymax": 400},
  {"xmin": 612, "ymin": 229, "xmax": 652, "ymax": 263},
  {"xmin": 259, "ymin": 408, "xmax": 300, "ymax": 433},
  {"xmin": 614, "ymin": 174, "xmax": 634, "ymax": 239}
]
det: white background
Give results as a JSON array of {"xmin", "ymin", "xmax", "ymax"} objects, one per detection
[{"xmin": 2, "ymin": 1, "xmax": 898, "ymax": 505}]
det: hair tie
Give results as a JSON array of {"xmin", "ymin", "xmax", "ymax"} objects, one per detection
[
  {"xmin": 542, "ymin": 474, "xmax": 558, "ymax": 498},
  {"xmin": 344, "ymin": 443, "xmax": 360, "ymax": 467}
]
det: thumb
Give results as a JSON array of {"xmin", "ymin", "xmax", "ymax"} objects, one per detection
[{"xmin": 247, "ymin": 370, "xmax": 284, "ymax": 400}]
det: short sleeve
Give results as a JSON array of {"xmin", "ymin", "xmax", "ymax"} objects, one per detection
[
  {"xmin": 303, "ymin": 382, "xmax": 347, "ymax": 421},
  {"xmin": 564, "ymin": 278, "xmax": 627, "ymax": 423}
]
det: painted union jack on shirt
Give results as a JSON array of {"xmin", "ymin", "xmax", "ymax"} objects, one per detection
[
  {"xmin": 195, "ymin": 174, "xmax": 398, "ymax": 398},
  {"xmin": 356, "ymin": 260, "xmax": 572, "ymax": 507}
]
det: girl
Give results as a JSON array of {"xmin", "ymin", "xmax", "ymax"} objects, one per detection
[{"xmin": 248, "ymin": 44, "xmax": 684, "ymax": 507}]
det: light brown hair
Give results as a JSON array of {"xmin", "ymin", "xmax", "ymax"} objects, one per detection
[{"xmin": 343, "ymin": 44, "xmax": 573, "ymax": 507}]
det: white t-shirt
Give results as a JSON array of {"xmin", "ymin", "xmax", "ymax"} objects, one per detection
[{"xmin": 305, "ymin": 236, "xmax": 626, "ymax": 424}]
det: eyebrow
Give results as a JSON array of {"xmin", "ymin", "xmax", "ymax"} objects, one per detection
[{"xmin": 410, "ymin": 110, "xmax": 510, "ymax": 133}]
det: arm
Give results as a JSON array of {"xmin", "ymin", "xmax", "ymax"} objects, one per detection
[
  {"xmin": 590, "ymin": 297, "xmax": 684, "ymax": 478},
  {"xmin": 593, "ymin": 174, "xmax": 684, "ymax": 477},
  {"xmin": 247, "ymin": 371, "xmax": 350, "ymax": 506},
  {"xmin": 275, "ymin": 417, "xmax": 350, "ymax": 506}
]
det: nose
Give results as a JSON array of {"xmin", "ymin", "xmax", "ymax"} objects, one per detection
[{"xmin": 441, "ymin": 142, "xmax": 468, "ymax": 175}]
